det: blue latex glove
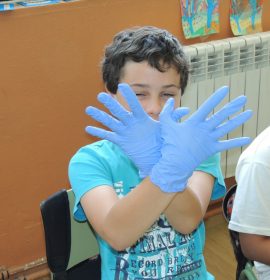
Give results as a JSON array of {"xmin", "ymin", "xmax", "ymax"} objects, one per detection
[
  {"xmin": 150, "ymin": 86, "xmax": 252, "ymax": 192},
  {"xmin": 85, "ymin": 83, "xmax": 165, "ymax": 178}
]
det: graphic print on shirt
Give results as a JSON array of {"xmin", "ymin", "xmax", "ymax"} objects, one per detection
[
  {"xmin": 114, "ymin": 181, "xmax": 124, "ymax": 197},
  {"xmin": 113, "ymin": 214, "xmax": 203, "ymax": 280}
]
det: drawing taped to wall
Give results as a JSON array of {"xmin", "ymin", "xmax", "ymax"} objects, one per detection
[
  {"xmin": 230, "ymin": 0, "xmax": 264, "ymax": 35},
  {"xmin": 180, "ymin": 0, "xmax": 219, "ymax": 39}
]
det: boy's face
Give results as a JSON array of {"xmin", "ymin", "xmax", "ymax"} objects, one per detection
[{"xmin": 114, "ymin": 60, "xmax": 181, "ymax": 120}]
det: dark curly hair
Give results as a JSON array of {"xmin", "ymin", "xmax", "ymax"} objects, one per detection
[{"xmin": 101, "ymin": 26, "xmax": 190, "ymax": 95}]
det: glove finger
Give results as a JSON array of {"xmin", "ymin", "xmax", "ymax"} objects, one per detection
[
  {"xmin": 217, "ymin": 137, "xmax": 252, "ymax": 152},
  {"xmin": 97, "ymin": 92, "xmax": 131, "ymax": 123},
  {"xmin": 85, "ymin": 126, "xmax": 116, "ymax": 142},
  {"xmin": 85, "ymin": 106, "xmax": 122, "ymax": 133},
  {"xmin": 172, "ymin": 107, "xmax": 190, "ymax": 122},
  {"xmin": 211, "ymin": 110, "xmax": 252, "ymax": 138},
  {"xmin": 189, "ymin": 86, "xmax": 229, "ymax": 123},
  {"xmin": 159, "ymin": 98, "xmax": 175, "ymax": 122},
  {"xmin": 206, "ymin": 95, "xmax": 247, "ymax": 129},
  {"xmin": 118, "ymin": 83, "xmax": 148, "ymax": 120}
]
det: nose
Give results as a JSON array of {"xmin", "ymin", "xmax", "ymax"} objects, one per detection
[{"xmin": 145, "ymin": 98, "xmax": 162, "ymax": 119}]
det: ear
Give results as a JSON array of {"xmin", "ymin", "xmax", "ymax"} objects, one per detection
[
  {"xmin": 104, "ymin": 84, "xmax": 110, "ymax": 93},
  {"xmin": 105, "ymin": 84, "xmax": 118, "ymax": 99}
]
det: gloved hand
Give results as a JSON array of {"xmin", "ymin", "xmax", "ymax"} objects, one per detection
[
  {"xmin": 85, "ymin": 83, "xmax": 165, "ymax": 178},
  {"xmin": 150, "ymin": 86, "xmax": 252, "ymax": 193}
]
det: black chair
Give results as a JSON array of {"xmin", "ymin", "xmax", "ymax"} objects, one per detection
[
  {"xmin": 40, "ymin": 189, "xmax": 101, "ymax": 280},
  {"xmin": 222, "ymin": 184, "xmax": 257, "ymax": 280}
]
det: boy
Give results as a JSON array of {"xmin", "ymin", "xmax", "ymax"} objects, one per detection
[
  {"xmin": 69, "ymin": 26, "xmax": 251, "ymax": 279},
  {"xmin": 229, "ymin": 126, "xmax": 270, "ymax": 280}
]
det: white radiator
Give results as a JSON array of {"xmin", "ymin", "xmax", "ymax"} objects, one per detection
[{"xmin": 182, "ymin": 32, "xmax": 270, "ymax": 178}]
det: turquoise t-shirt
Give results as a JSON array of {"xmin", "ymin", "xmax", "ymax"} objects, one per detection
[{"xmin": 69, "ymin": 140, "xmax": 225, "ymax": 280}]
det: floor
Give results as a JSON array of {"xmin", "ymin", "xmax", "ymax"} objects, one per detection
[{"xmin": 204, "ymin": 214, "xmax": 237, "ymax": 280}]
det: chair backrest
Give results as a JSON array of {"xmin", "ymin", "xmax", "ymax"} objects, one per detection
[
  {"xmin": 66, "ymin": 189, "xmax": 99, "ymax": 269},
  {"xmin": 40, "ymin": 189, "xmax": 100, "ymax": 279},
  {"xmin": 222, "ymin": 184, "xmax": 257, "ymax": 280},
  {"xmin": 222, "ymin": 184, "xmax": 237, "ymax": 223}
]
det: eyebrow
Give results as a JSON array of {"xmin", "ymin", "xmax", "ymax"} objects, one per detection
[{"xmin": 130, "ymin": 83, "xmax": 180, "ymax": 89}]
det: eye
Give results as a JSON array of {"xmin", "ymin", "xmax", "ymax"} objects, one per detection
[
  {"xmin": 135, "ymin": 92, "xmax": 146, "ymax": 97},
  {"xmin": 161, "ymin": 92, "xmax": 176, "ymax": 99},
  {"xmin": 135, "ymin": 92, "xmax": 147, "ymax": 100}
]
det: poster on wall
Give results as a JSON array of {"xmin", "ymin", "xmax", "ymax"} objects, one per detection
[
  {"xmin": 230, "ymin": 0, "xmax": 264, "ymax": 36},
  {"xmin": 0, "ymin": 2, "xmax": 14, "ymax": 11},
  {"xmin": 180, "ymin": 0, "xmax": 220, "ymax": 39}
]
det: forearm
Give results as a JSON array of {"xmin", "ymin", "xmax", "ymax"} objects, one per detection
[
  {"xmin": 83, "ymin": 177, "xmax": 176, "ymax": 251},
  {"xmin": 240, "ymin": 233, "xmax": 270, "ymax": 265},
  {"xmin": 164, "ymin": 171, "xmax": 214, "ymax": 234},
  {"xmin": 164, "ymin": 187, "xmax": 203, "ymax": 234}
]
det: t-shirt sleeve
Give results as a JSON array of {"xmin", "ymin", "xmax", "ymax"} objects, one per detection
[
  {"xmin": 68, "ymin": 146, "xmax": 113, "ymax": 222},
  {"xmin": 229, "ymin": 161, "xmax": 270, "ymax": 236},
  {"xmin": 195, "ymin": 153, "xmax": 226, "ymax": 200}
]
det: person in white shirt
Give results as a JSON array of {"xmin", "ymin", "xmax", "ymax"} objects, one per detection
[{"xmin": 229, "ymin": 126, "xmax": 270, "ymax": 280}]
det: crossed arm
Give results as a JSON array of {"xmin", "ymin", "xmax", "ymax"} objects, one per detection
[{"xmin": 81, "ymin": 170, "xmax": 213, "ymax": 251}]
